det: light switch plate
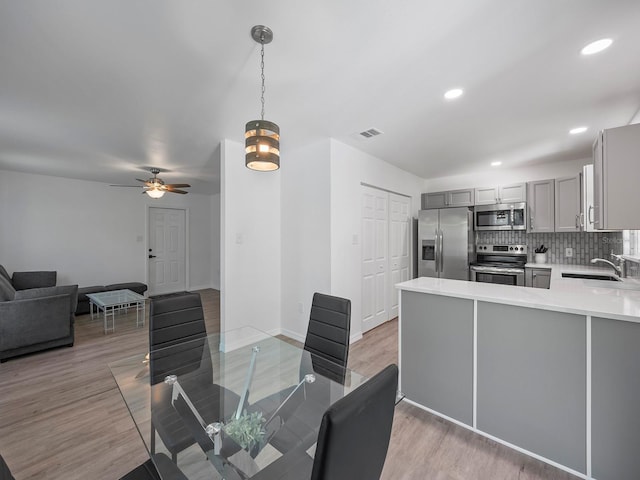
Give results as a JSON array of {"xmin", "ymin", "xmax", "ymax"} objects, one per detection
[{"xmin": 565, "ymin": 247, "xmax": 573, "ymax": 257}]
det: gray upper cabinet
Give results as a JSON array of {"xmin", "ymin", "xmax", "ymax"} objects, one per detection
[
  {"xmin": 593, "ymin": 123, "xmax": 640, "ymax": 230},
  {"xmin": 422, "ymin": 188, "xmax": 474, "ymax": 209},
  {"xmin": 582, "ymin": 164, "xmax": 597, "ymax": 232},
  {"xmin": 527, "ymin": 179, "xmax": 555, "ymax": 233},
  {"xmin": 555, "ymin": 174, "xmax": 582, "ymax": 232},
  {"xmin": 422, "ymin": 192, "xmax": 447, "ymax": 209},
  {"xmin": 475, "ymin": 186, "xmax": 500, "ymax": 205},
  {"xmin": 475, "ymin": 183, "xmax": 527, "ymax": 205}
]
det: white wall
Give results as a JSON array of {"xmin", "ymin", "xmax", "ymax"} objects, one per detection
[
  {"xmin": 280, "ymin": 140, "xmax": 332, "ymax": 342},
  {"xmin": 424, "ymin": 157, "xmax": 589, "ymax": 192},
  {"xmin": 329, "ymin": 139, "xmax": 424, "ymax": 341},
  {"xmin": 0, "ymin": 169, "xmax": 214, "ymax": 289},
  {"xmin": 211, "ymin": 193, "xmax": 221, "ymax": 290},
  {"xmin": 220, "ymin": 140, "xmax": 281, "ymax": 335}
]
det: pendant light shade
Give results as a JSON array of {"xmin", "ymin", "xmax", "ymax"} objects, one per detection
[
  {"xmin": 246, "ymin": 25, "xmax": 280, "ymax": 171},
  {"xmin": 245, "ymin": 119, "xmax": 280, "ymax": 171}
]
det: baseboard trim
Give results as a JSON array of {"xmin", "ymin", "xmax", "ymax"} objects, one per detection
[
  {"xmin": 279, "ymin": 328, "xmax": 306, "ymax": 343},
  {"xmin": 188, "ymin": 284, "xmax": 215, "ymax": 292}
]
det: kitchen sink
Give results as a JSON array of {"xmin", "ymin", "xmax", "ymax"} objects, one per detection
[{"xmin": 561, "ymin": 272, "xmax": 620, "ymax": 281}]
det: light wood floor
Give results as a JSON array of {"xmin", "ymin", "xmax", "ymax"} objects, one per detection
[{"xmin": 0, "ymin": 289, "xmax": 580, "ymax": 480}]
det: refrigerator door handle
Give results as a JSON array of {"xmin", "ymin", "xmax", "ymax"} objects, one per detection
[
  {"xmin": 438, "ymin": 229, "xmax": 444, "ymax": 274},
  {"xmin": 434, "ymin": 229, "xmax": 440, "ymax": 273}
]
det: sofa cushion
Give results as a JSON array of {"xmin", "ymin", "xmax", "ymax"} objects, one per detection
[
  {"xmin": 0, "ymin": 264, "xmax": 10, "ymax": 282},
  {"xmin": 78, "ymin": 285, "xmax": 106, "ymax": 303},
  {"xmin": 0, "ymin": 275, "xmax": 16, "ymax": 301},
  {"xmin": 12, "ymin": 271, "xmax": 57, "ymax": 290},
  {"xmin": 106, "ymin": 282, "xmax": 148, "ymax": 295}
]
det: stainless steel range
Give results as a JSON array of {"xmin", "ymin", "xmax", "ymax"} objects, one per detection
[{"xmin": 470, "ymin": 244, "xmax": 528, "ymax": 286}]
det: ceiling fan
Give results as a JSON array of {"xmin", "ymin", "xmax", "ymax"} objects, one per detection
[{"xmin": 111, "ymin": 168, "xmax": 191, "ymax": 198}]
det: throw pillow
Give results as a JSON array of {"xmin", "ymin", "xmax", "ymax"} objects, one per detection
[
  {"xmin": 0, "ymin": 264, "xmax": 10, "ymax": 282},
  {"xmin": 0, "ymin": 274, "xmax": 16, "ymax": 301}
]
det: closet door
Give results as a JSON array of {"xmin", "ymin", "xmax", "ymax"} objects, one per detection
[
  {"xmin": 389, "ymin": 193, "xmax": 411, "ymax": 319},
  {"xmin": 361, "ymin": 186, "xmax": 389, "ymax": 332}
]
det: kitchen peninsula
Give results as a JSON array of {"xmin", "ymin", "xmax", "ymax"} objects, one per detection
[{"xmin": 396, "ymin": 272, "xmax": 640, "ymax": 480}]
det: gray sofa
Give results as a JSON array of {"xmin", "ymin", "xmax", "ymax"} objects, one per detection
[{"xmin": 0, "ymin": 266, "xmax": 78, "ymax": 362}]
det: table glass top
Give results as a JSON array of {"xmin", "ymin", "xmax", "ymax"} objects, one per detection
[
  {"xmin": 86, "ymin": 289, "xmax": 145, "ymax": 307},
  {"xmin": 109, "ymin": 326, "xmax": 367, "ymax": 479}
]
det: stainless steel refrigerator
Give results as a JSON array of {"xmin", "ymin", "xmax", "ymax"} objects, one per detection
[{"xmin": 418, "ymin": 207, "xmax": 473, "ymax": 280}]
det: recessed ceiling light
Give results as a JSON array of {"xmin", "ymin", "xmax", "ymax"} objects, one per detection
[
  {"xmin": 581, "ymin": 38, "xmax": 613, "ymax": 55},
  {"xmin": 444, "ymin": 88, "xmax": 464, "ymax": 100},
  {"xmin": 490, "ymin": 161, "xmax": 502, "ymax": 167},
  {"xmin": 569, "ymin": 126, "xmax": 588, "ymax": 135}
]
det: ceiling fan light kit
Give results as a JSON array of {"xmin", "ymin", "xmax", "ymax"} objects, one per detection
[
  {"xmin": 145, "ymin": 187, "xmax": 166, "ymax": 198},
  {"xmin": 245, "ymin": 25, "xmax": 280, "ymax": 172},
  {"xmin": 111, "ymin": 167, "xmax": 190, "ymax": 198}
]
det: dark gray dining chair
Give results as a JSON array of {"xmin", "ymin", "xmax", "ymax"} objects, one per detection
[
  {"xmin": 149, "ymin": 292, "xmax": 240, "ymax": 463},
  {"xmin": 119, "ymin": 453, "xmax": 187, "ymax": 480},
  {"xmin": 251, "ymin": 364, "xmax": 399, "ymax": 480},
  {"xmin": 254, "ymin": 292, "xmax": 351, "ymax": 455},
  {"xmin": 303, "ymin": 292, "xmax": 351, "ymax": 383},
  {"xmin": 0, "ymin": 454, "xmax": 15, "ymax": 480}
]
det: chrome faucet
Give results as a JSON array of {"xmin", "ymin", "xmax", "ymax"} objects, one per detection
[{"xmin": 590, "ymin": 254, "xmax": 627, "ymax": 278}]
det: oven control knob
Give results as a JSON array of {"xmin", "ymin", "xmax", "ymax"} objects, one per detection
[
  {"xmin": 509, "ymin": 247, "xmax": 514, "ymax": 251},
  {"xmin": 519, "ymin": 247, "xmax": 524, "ymax": 251}
]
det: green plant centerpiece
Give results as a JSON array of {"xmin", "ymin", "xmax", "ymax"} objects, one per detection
[{"xmin": 224, "ymin": 410, "xmax": 266, "ymax": 451}]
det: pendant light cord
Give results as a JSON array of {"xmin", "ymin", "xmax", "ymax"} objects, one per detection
[{"xmin": 260, "ymin": 37, "xmax": 266, "ymax": 121}]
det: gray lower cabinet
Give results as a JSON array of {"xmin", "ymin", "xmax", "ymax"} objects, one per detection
[
  {"xmin": 476, "ymin": 302, "xmax": 587, "ymax": 474},
  {"xmin": 525, "ymin": 267, "xmax": 551, "ymax": 288},
  {"xmin": 400, "ymin": 290, "xmax": 474, "ymax": 426},
  {"xmin": 592, "ymin": 317, "xmax": 640, "ymax": 480}
]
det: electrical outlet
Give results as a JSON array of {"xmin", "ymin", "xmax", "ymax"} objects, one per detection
[{"xmin": 565, "ymin": 247, "xmax": 573, "ymax": 257}]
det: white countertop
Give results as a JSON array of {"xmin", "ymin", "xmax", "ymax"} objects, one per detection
[{"xmin": 396, "ymin": 264, "xmax": 640, "ymax": 323}]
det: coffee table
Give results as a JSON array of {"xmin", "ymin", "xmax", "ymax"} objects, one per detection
[{"xmin": 86, "ymin": 289, "xmax": 146, "ymax": 333}]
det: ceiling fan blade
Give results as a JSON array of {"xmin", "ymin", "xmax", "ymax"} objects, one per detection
[
  {"xmin": 136, "ymin": 178, "xmax": 154, "ymax": 186},
  {"xmin": 164, "ymin": 183, "xmax": 191, "ymax": 188},
  {"xmin": 165, "ymin": 188, "xmax": 188, "ymax": 194},
  {"xmin": 110, "ymin": 184, "xmax": 142, "ymax": 187}
]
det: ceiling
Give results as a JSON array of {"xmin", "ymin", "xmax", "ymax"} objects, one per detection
[{"xmin": 1, "ymin": 1, "xmax": 639, "ymax": 194}]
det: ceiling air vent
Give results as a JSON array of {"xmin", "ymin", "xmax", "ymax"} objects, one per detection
[{"xmin": 358, "ymin": 128, "xmax": 383, "ymax": 139}]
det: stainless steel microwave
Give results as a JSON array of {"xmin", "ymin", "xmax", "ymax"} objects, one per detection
[{"xmin": 474, "ymin": 203, "xmax": 527, "ymax": 231}]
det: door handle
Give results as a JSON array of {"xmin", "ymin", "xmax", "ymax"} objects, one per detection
[
  {"xmin": 438, "ymin": 230, "xmax": 444, "ymax": 273},
  {"xmin": 149, "ymin": 254, "xmax": 157, "ymax": 259},
  {"xmin": 435, "ymin": 228, "xmax": 440, "ymax": 273}
]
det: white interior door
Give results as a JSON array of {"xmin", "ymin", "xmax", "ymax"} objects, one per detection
[
  {"xmin": 148, "ymin": 207, "xmax": 186, "ymax": 295},
  {"xmin": 389, "ymin": 193, "xmax": 411, "ymax": 319},
  {"xmin": 361, "ymin": 186, "xmax": 389, "ymax": 333}
]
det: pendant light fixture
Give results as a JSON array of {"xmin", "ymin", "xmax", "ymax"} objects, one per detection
[{"xmin": 245, "ymin": 25, "xmax": 280, "ymax": 171}]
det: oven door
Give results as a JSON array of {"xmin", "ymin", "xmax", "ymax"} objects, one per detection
[{"xmin": 470, "ymin": 266, "xmax": 525, "ymax": 286}]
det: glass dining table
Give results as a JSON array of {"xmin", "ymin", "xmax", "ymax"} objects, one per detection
[{"xmin": 109, "ymin": 326, "xmax": 368, "ymax": 479}]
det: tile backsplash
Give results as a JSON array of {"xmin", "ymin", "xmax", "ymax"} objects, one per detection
[{"xmin": 475, "ymin": 231, "xmax": 623, "ymax": 265}]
